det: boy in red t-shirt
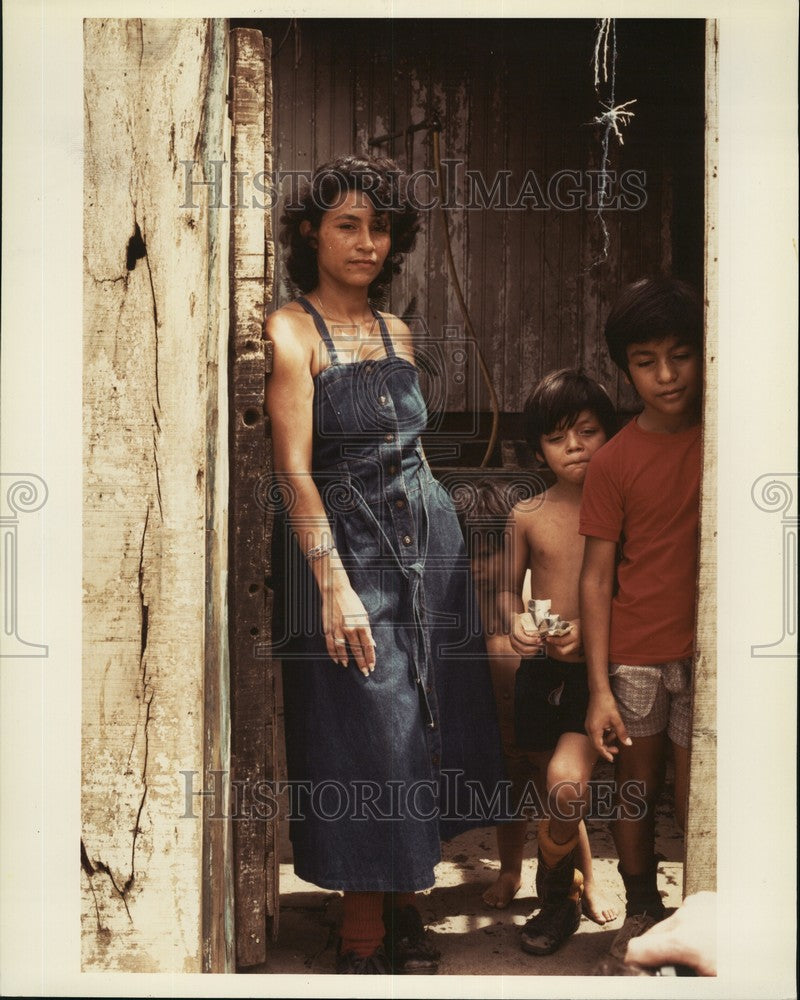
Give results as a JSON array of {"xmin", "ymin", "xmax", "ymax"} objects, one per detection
[{"xmin": 579, "ymin": 277, "xmax": 703, "ymax": 959}]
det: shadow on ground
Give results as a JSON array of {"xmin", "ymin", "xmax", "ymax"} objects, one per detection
[{"xmin": 245, "ymin": 763, "xmax": 684, "ymax": 977}]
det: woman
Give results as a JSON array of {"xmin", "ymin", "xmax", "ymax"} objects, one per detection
[{"xmin": 266, "ymin": 155, "xmax": 505, "ymax": 974}]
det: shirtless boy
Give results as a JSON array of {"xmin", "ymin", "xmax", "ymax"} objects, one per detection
[{"xmin": 494, "ymin": 369, "xmax": 619, "ymax": 954}]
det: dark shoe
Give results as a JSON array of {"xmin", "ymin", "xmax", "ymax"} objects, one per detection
[
  {"xmin": 520, "ymin": 897, "xmax": 582, "ymax": 955},
  {"xmin": 608, "ymin": 911, "xmax": 660, "ymax": 961},
  {"xmin": 335, "ymin": 941, "xmax": 392, "ymax": 974},
  {"xmin": 383, "ymin": 904, "xmax": 441, "ymax": 974}
]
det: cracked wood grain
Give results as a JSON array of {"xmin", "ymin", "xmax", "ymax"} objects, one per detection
[{"xmin": 82, "ymin": 18, "xmax": 228, "ymax": 972}]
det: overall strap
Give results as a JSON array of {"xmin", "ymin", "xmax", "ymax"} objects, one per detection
[
  {"xmin": 370, "ymin": 307, "xmax": 397, "ymax": 358},
  {"xmin": 297, "ymin": 295, "xmax": 340, "ymax": 365}
]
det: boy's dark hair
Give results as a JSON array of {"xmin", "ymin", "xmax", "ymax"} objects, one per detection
[
  {"xmin": 523, "ymin": 369, "xmax": 617, "ymax": 455},
  {"xmin": 279, "ymin": 154, "xmax": 421, "ymax": 300},
  {"xmin": 458, "ymin": 477, "xmax": 516, "ymax": 545},
  {"xmin": 604, "ymin": 276, "xmax": 703, "ymax": 374}
]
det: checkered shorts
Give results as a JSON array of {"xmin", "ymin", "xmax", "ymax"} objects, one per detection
[{"xmin": 608, "ymin": 659, "xmax": 693, "ymax": 748}]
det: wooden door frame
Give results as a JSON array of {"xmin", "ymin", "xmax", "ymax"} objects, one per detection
[
  {"xmin": 225, "ymin": 25, "xmax": 279, "ymax": 971},
  {"xmin": 684, "ymin": 18, "xmax": 718, "ymax": 896}
]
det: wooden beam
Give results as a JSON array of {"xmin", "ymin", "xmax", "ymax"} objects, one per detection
[
  {"xmin": 201, "ymin": 18, "xmax": 235, "ymax": 975},
  {"xmin": 228, "ymin": 27, "xmax": 278, "ymax": 969},
  {"xmin": 684, "ymin": 18, "xmax": 718, "ymax": 897},
  {"xmin": 82, "ymin": 18, "xmax": 230, "ymax": 971}
]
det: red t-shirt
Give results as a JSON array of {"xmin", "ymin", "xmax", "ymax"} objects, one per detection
[{"xmin": 579, "ymin": 418, "xmax": 701, "ymax": 664}]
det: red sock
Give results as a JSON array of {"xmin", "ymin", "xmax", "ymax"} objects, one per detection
[{"xmin": 340, "ymin": 891, "xmax": 385, "ymax": 957}]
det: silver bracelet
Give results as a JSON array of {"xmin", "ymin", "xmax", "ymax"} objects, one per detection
[{"xmin": 306, "ymin": 542, "xmax": 335, "ymax": 563}]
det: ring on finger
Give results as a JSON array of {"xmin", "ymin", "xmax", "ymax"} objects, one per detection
[{"xmin": 334, "ymin": 637, "xmax": 347, "ymax": 646}]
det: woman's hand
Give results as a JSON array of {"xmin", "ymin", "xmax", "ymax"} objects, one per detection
[
  {"xmin": 508, "ymin": 612, "xmax": 546, "ymax": 658},
  {"xmin": 266, "ymin": 308, "xmax": 377, "ymax": 677},
  {"xmin": 321, "ymin": 571, "xmax": 377, "ymax": 676},
  {"xmin": 546, "ymin": 617, "xmax": 584, "ymax": 658}
]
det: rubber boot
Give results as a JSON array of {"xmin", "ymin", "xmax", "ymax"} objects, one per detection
[{"xmin": 521, "ymin": 819, "xmax": 584, "ymax": 955}]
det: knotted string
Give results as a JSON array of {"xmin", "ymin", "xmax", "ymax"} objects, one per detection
[{"xmin": 586, "ymin": 18, "xmax": 637, "ymax": 269}]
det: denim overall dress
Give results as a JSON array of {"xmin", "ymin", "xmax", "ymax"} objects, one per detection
[{"xmin": 273, "ymin": 296, "xmax": 506, "ymax": 891}]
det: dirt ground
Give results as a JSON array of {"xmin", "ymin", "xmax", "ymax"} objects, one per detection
[{"xmin": 249, "ymin": 760, "xmax": 684, "ymax": 978}]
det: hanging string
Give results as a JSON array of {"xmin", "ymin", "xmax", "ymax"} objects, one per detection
[
  {"xmin": 586, "ymin": 19, "xmax": 636, "ymax": 269},
  {"xmin": 593, "ymin": 17, "xmax": 611, "ymax": 89}
]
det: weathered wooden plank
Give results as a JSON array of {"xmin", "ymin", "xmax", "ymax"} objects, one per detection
[
  {"xmin": 312, "ymin": 31, "xmax": 333, "ymax": 165},
  {"xmin": 329, "ymin": 31, "xmax": 355, "ymax": 158},
  {"xmin": 389, "ymin": 38, "xmax": 413, "ymax": 320},
  {"xmin": 685, "ymin": 19, "xmax": 718, "ymax": 896},
  {"xmin": 477, "ymin": 54, "xmax": 507, "ymax": 417},
  {"xmin": 557, "ymin": 129, "xmax": 583, "ymax": 381},
  {"xmin": 264, "ymin": 36, "xmax": 275, "ymax": 304},
  {"xmin": 82, "ymin": 17, "xmax": 228, "ymax": 972},
  {"xmin": 501, "ymin": 58, "xmax": 523, "ymax": 411},
  {"xmin": 271, "ymin": 20, "xmax": 298, "ymax": 303},
  {"xmin": 267, "ymin": 19, "xmax": 702, "ymax": 423},
  {"xmin": 440, "ymin": 34, "xmax": 471, "ymax": 418},
  {"xmin": 403, "ymin": 60, "xmax": 430, "ymax": 334},
  {"xmin": 228, "ymin": 27, "xmax": 276, "ymax": 968},
  {"xmin": 540, "ymin": 106, "xmax": 565, "ymax": 381},
  {"xmin": 201, "ymin": 18, "xmax": 234, "ymax": 976}
]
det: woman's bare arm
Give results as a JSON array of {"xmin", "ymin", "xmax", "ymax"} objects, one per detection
[{"xmin": 265, "ymin": 310, "xmax": 376, "ymax": 675}]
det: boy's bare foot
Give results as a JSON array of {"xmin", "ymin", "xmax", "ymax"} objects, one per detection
[
  {"xmin": 581, "ymin": 881, "xmax": 618, "ymax": 924},
  {"xmin": 482, "ymin": 870, "xmax": 522, "ymax": 909}
]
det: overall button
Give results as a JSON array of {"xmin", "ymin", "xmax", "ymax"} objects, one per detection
[
  {"xmin": 384, "ymin": 433, "xmax": 394, "ymax": 443},
  {"xmin": 395, "ymin": 499, "xmax": 406, "ymax": 510},
  {"xmin": 402, "ymin": 534, "xmax": 412, "ymax": 546},
  {"xmin": 388, "ymin": 464, "xmax": 397, "ymax": 475},
  {"xmin": 379, "ymin": 394, "xmax": 387, "ymax": 405},
  {"xmin": 431, "ymin": 753, "xmax": 440, "ymax": 764}
]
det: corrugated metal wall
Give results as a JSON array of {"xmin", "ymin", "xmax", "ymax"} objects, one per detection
[{"xmin": 259, "ymin": 18, "xmax": 704, "ymax": 428}]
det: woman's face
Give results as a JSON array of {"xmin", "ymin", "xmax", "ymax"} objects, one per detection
[{"xmin": 303, "ymin": 189, "xmax": 392, "ymax": 290}]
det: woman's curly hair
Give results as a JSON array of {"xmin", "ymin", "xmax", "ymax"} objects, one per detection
[{"xmin": 279, "ymin": 154, "xmax": 421, "ymax": 300}]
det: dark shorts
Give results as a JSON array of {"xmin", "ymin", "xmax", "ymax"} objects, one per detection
[{"xmin": 514, "ymin": 656, "xmax": 590, "ymax": 752}]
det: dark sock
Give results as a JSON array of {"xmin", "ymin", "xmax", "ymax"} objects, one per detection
[
  {"xmin": 340, "ymin": 891, "xmax": 385, "ymax": 957},
  {"xmin": 389, "ymin": 892, "xmax": 416, "ymax": 910},
  {"xmin": 618, "ymin": 862, "xmax": 666, "ymax": 919}
]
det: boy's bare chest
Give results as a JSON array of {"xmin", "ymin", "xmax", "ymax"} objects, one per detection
[{"xmin": 526, "ymin": 508, "xmax": 584, "ymax": 575}]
